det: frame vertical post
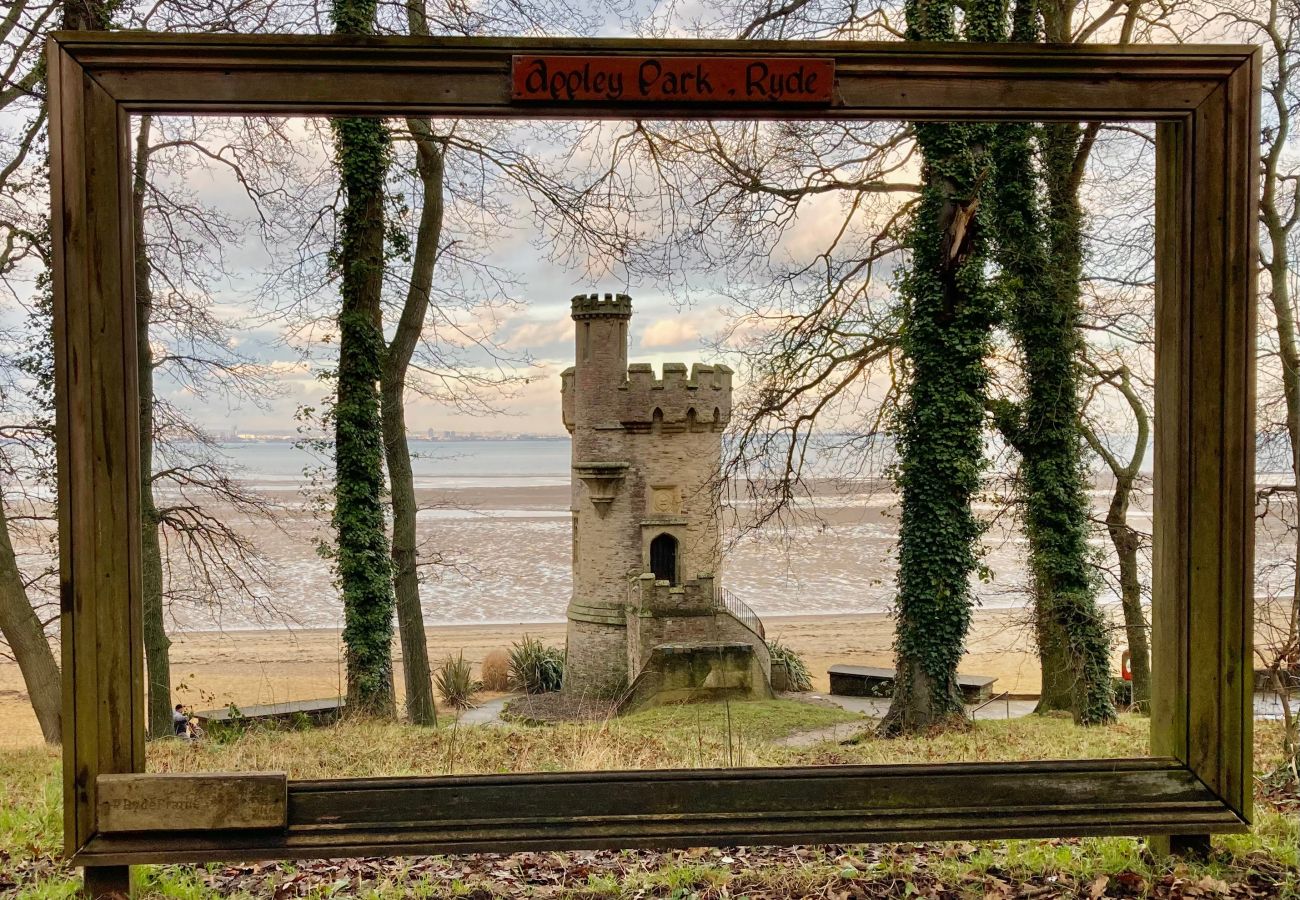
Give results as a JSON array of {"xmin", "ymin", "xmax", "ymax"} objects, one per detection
[
  {"xmin": 82, "ymin": 865, "xmax": 134, "ymax": 899},
  {"xmin": 48, "ymin": 39, "xmax": 145, "ymax": 862},
  {"xmin": 1151, "ymin": 56, "xmax": 1259, "ymax": 854}
]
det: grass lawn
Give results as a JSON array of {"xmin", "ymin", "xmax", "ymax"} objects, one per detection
[{"xmin": 3, "ymin": 702, "xmax": 1297, "ymax": 898}]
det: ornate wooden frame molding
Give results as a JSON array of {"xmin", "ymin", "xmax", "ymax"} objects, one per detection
[{"xmin": 47, "ymin": 33, "xmax": 1259, "ymax": 894}]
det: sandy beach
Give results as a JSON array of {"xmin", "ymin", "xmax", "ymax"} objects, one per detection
[
  {"xmin": 0, "ymin": 441, "xmax": 1175, "ymax": 750},
  {"xmin": 0, "ymin": 609, "xmax": 1060, "ymax": 750}
]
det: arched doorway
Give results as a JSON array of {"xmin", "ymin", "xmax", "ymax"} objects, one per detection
[{"xmin": 649, "ymin": 533, "xmax": 678, "ymax": 584}]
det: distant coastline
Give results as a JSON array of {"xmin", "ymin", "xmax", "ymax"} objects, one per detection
[{"xmin": 205, "ymin": 430, "xmax": 570, "ymax": 443}]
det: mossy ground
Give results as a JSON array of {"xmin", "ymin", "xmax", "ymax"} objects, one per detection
[{"xmin": 3, "ymin": 703, "xmax": 1296, "ymax": 898}]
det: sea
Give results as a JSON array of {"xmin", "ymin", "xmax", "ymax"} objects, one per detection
[
  {"xmin": 217, "ymin": 439, "xmax": 573, "ymax": 490},
  {"xmin": 155, "ymin": 437, "xmax": 1166, "ymax": 633}
]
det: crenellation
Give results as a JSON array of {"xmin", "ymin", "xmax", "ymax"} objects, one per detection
[
  {"xmin": 562, "ymin": 359, "xmax": 733, "ymax": 432},
  {"xmin": 570, "ymin": 292, "xmax": 633, "ymax": 319},
  {"xmin": 626, "ymin": 363, "xmax": 655, "ymax": 392},
  {"xmin": 688, "ymin": 363, "xmax": 713, "ymax": 386},
  {"xmin": 661, "ymin": 363, "xmax": 688, "ymax": 386}
]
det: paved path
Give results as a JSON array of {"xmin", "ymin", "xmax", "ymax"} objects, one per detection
[
  {"xmin": 809, "ymin": 692, "xmax": 1294, "ymax": 721},
  {"xmin": 772, "ymin": 692, "xmax": 1039, "ymax": 748},
  {"xmin": 809, "ymin": 693, "xmax": 1039, "ymax": 721},
  {"xmin": 450, "ymin": 694, "xmax": 516, "ymax": 726},
  {"xmin": 772, "ymin": 718, "xmax": 874, "ymax": 747}
]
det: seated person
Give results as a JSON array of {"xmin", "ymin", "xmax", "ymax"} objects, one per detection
[{"xmin": 172, "ymin": 703, "xmax": 190, "ymax": 738}]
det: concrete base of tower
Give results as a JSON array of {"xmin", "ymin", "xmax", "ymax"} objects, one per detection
[
  {"xmin": 617, "ymin": 642, "xmax": 773, "ymax": 714},
  {"xmin": 562, "ymin": 611, "xmax": 630, "ymax": 700}
]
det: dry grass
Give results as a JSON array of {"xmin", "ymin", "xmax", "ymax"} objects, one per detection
[
  {"xmin": 147, "ymin": 699, "xmax": 862, "ymax": 777},
  {"xmin": 142, "ymin": 703, "xmax": 1261, "ymax": 779},
  {"xmin": 480, "ymin": 649, "xmax": 511, "ymax": 691},
  {"xmin": 4, "ymin": 710, "xmax": 1299, "ymax": 899}
]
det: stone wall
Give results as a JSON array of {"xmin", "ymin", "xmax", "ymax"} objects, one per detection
[{"xmin": 563, "ymin": 618, "xmax": 629, "ymax": 699}]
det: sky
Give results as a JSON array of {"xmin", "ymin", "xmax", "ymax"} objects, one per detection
[
  {"xmin": 144, "ymin": 116, "xmax": 835, "ymax": 438},
  {"xmin": 0, "ymin": 97, "xmax": 1155, "ymax": 443},
  {"xmin": 158, "ymin": 167, "xmax": 740, "ymax": 437}
]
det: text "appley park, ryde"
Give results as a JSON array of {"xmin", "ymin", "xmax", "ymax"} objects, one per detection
[{"xmin": 511, "ymin": 56, "xmax": 835, "ymax": 104}]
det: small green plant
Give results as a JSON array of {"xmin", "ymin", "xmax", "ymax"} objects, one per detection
[
  {"xmin": 435, "ymin": 653, "xmax": 479, "ymax": 709},
  {"xmin": 509, "ymin": 635, "xmax": 565, "ymax": 694},
  {"xmin": 766, "ymin": 638, "xmax": 813, "ymax": 691}
]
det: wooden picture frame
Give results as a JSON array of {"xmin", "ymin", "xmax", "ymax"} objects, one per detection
[{"xmin": 47, "ymin": 33, "xmax": 1259, "ymax": 895}]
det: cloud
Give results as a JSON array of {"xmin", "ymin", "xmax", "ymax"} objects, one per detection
[
  {"xmin": 503, "ymin": 316, "xmax": 573, "ymax": 351},
  {"xmin": 639, "ymin": 317, "xmax": 700, "ymax": 349}
]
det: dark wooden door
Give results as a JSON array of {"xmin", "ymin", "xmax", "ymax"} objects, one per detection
[{"xmin": 650, "ymin": 534, "xmax": 678, "ymax": 584}]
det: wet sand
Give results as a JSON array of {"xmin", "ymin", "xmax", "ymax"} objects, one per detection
[{"xmin": 0, "ymin": 609, "xmax": 1052, "ymax": 749}]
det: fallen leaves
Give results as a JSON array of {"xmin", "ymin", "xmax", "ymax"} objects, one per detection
[{"xmin": 107, "ymin": 842, "xmax": 1288, "ymax": 900}]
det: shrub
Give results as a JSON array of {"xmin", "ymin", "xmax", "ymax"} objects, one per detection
[
  {"xmin": 480, "ymin": 649, "xmax": 511, "ymax": 691},
  {"xmin": 435, "ymin": 653, "xmax": 479, "ymax": 709},
  {"xmin": 510, "ymin": 635, "xmax": 565, "ymax": 694},
  {"xmin": 766, "ymin": 639, "xmax": 813, "ymax": 691},
  {"xmin": 1112, "ymin": 676, "xmax": 1133, "ymax": 709}
]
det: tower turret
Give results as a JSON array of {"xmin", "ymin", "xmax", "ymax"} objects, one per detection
[{"xmin": 567, "ymin": 293, "xmax": 631, "ymax": 461}]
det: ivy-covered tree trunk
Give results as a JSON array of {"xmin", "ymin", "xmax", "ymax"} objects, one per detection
[
  {"xmin": 131, "ymin": 115, "xmax": 174, "ymax": 739},
  {"xmin": 881, "ymin": 0, "xmax": 1002, "ymax": 736},
  {"xmin": 332, "ymin": 0, "xmax": 397, "ymax": 718},
  {"xmin": 985, "ymin": 0, "xmax": 1115, "ymax": 727},
  {"xmin": 64, "ymin": 0, "xmax": 116, "ymax": 29},
  {"xmin": 1035, "ymin": 122, "xmax": 1114, "ymax": 724},
  {"xmin": 381, "ymin": 113, "xmax": 445, "ymax": 728}
]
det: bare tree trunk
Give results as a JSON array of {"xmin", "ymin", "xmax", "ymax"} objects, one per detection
[
  {"xmin": 1262, "ymin": 19, "xmax": 1300, "ymax": 780},
  {"xmin": 1108, "ymin": 473, "xmax": 1150, "ymax": 712},
  {"xmin": 0, "ymin": 501, "xmax": 61, "ymax": 743},
  {"xmin": 381, "ymin": 112, "xmax": 445, "ymax": 727},
  {"xmin": 132, "ymin": 115, "xmax": 172, "ymax": 739},
  {"xmin": 1083, "ymin": 364, "xmax": 1151, "ymax": 713}
]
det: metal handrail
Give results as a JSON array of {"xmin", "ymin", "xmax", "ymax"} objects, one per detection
[
  {"xmin": 971, "ymin": 690, "xmax": 1011, "ymax": 719},
  {"xmin": 715, "ymin": 586, "xmax": 766, "ymax": 640}
]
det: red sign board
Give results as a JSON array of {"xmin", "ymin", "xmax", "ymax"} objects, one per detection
[{"xmin": 511, "ymin": 56, "xmax": 834, "ymax": 104}]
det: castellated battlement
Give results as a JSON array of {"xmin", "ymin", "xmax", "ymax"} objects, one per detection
[
  {"xmin": 620, "ymin": 362, "xmax": 732, "ymax": 432},
  {"xmin": 571, "ymin": 292, "xmax": 632, "ymax": 319},
  {"xmin": 560, "ymin": 361, "xmax": 733, "ymax": 432}
]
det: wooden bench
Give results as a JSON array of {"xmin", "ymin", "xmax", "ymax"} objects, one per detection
[
  {"xmin": 828, "ymin": 665, "xmax": 996, "ymax": 703},
  {"xmin": 194, "ymin": 697, "xmax": 345, "ymax": 728}
]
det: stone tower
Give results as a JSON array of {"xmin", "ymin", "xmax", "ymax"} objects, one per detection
[{"xmin": 560, "ymin": 293, "xmax": 735, "ymax": 697}]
